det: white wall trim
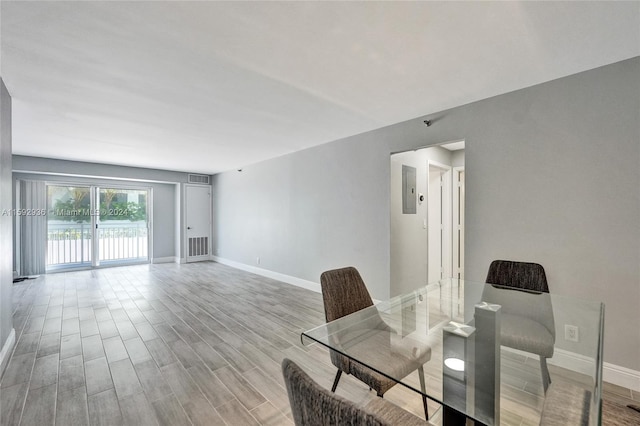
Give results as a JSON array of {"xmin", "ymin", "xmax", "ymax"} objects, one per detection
[
  {"xmin": 506, "ymin": 346, "xmax": 640, "ymax": 392},
  {"xmin": 603, "ymin": 361, "xmax": 640, "ymax": 392},
  {"xmin": 151, "ymin": 256, "xmax": 178, "ymax": 264},
  {"xmin": 547, "ymin": 348, "xmax": 598, "ymax": 377},
  {"xmin": 211, "ymin": 256, "xmax": 321, "ymax": 293},
  {"xmin": 0, "ymin": 328, "xmax": 16, "ymax": 375},
  {"xmin": 549, "ymin": 348, "xmax": 640, "ymax": 391}
]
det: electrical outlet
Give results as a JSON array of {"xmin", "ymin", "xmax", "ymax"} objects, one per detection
[{"xmin": 565, "ymin": 324, "xmax": 579, "ymax": 342}]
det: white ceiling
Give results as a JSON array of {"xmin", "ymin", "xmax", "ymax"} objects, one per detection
[{"xmin": 2, "ymin": 1, "xmax": 639, "ymax": 174}]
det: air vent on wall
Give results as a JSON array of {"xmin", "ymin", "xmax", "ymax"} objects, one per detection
[
  {"xmin": 188, "ymin": 237, "xmax": 209, "ymax": 257},
  {"xmin": 188, "ymin": 174, "xmax": 210, "ymax": 184}
]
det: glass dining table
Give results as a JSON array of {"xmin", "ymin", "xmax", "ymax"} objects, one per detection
[{"xmin": 301, "ymin": 278, "xmax": 604, "ymax": 425}]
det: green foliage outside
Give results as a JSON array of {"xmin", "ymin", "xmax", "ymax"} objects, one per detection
[{"xmin": 48, "ymin": 188, "xmax": 147, "ymax": 223}]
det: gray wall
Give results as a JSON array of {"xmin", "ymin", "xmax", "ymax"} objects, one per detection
[
  {"xmin": 151, "ymin": 183, "xmax": 177, "ymax": 259},
  {"xmin": 213, "ymin": 57, "xmax": 640, "ymax": 371},
  {"xmin": 451, "ymin": 150, "xmax": 465, "ymax": 168},
  {"xmin": 213, "ymin": 137, "xmax": 391, "ymax": 295},
  {"xmin": 1, "ymin": 79, "xmax": 14, "ymax": 372},
  {"xmin": 13, "ymin": 156, "xmax": 187, "ymax": 263}
]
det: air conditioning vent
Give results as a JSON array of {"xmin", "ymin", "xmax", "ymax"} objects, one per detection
[
  {"xmin": 188, "ymin": 237, "xmax": 209, "ymax": 257},
  {"xmin": 188, "ymin": 174, "xmax": 210, "ymax": 184}
]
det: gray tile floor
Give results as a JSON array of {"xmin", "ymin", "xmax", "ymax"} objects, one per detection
[
  {"xmin": 2, "ymin": 262, "xmax": 329, "ymax": 425},
  {"xmin": 0, "ymin": 262, "xmax": 638, "ymax": 425}
]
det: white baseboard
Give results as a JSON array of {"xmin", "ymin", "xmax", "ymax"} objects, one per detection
[
  {"xmin": 547, "ymin": 348, "xmax": 598, "ymax": 377},
  {"xmin": 211, "ymin": 256, "xmax": 321, "ymax": 293},
  {"xmin": 549, "ymin": 348, "xmax": 640, "ymax": 392},
  {"xmin": 0, "ymin": 328, "xmax": 16, "ymax": 376},
  {"xmin": 151, "ymin": 256, "xmax": 178, "ymax": 264},
  {"xmin": 603, "ymin": 361, "xmax": 640, "ymax": 392},
  {"xmin": 510, "ymin": 346, "xmax": 640, "ymax": 392}
]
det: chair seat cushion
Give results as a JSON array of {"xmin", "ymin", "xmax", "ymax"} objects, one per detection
[
  {"xmin": 501, "ymin": 313, "xmax": 554, "ymax": 358},
  {"xmin": 363, "ymin": 397, "xmax": 432, "ymax": 425}
]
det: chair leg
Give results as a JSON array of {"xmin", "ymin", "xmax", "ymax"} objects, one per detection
[
  {"xmin": 540, "ymin": 356, "xmax": 551, "ymax": 392},
  {"xmin": 331, "ymin": 370, "xmax": 342, "ymax": 393},
  {"xmin": 418, "ymin": 366, "xmax": 429, "ymax": 420}
]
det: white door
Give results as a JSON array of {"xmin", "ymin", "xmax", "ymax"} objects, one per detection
[
  {"xmin": 427, "ymin": 163, "xmax": 452, "ymax": 283},
  {"xmin": 185, "ymin": 185, "xmax": 211, "ymax": 263}
]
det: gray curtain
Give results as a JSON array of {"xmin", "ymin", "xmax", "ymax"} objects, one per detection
[{"xmin": 20, "ymin": 180, "xmax": 46, "ymax": 275}]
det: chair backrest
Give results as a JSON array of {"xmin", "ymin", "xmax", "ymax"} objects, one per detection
[
  {"xmin": 320, "ymin": 267, "xmax": 387, "ymax": 373},
  {"xmin": 484, "ymin": 259, "xmax": 555, "ymax": 340},
  {"xmin": 320, "ymin": 267, "xmax": 374, "ymax": 322},
  {"xmin": 485, "ymin": 260, "xmax": 549, "ymax": 293},
  {"xmin": 282, "ymin": 358, "xmax": 389, "ymax": 426}
]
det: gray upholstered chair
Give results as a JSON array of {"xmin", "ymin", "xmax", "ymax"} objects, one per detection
[
  {"xmin": 482, "ymin": 260, "xmax": 555, "ymax": 391},
  {"xmin": 320, "ymin": 267, "xmax": 431, "ymax": 419},
  {"xmin": 282, "ymin": 358, "xmax": 430, "ymax": 426}
]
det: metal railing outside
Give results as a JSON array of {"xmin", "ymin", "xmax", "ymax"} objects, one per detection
[
  {"xmin": 47, "ymin": 223, "xmax": 92, "ymax": 266},
  {"xmin": 47, "ymin": 222, "xmax": 148, "ymax": 267},
  {"xmin": 98, "ymin": 223, "xmax": 148, "ymax": 262}
]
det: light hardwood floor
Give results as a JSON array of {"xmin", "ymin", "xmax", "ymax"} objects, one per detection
[{"xmin": 0, "ymin": 262, "xmax": 637, "ymax": 425}]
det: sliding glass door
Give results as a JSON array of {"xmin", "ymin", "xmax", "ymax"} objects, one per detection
[
  {"xmin": 97, "ymin": 187, "xmax": 149, "ymax": 264},
  {"xmin": 46, "ymin": 184, "xmax": 149, "ymax": 270},
  {"xmin": 46, "ymin": 185, "xmax": 93, "ymax": 269}
]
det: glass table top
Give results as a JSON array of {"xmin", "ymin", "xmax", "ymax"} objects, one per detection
[{"xmin": 302, "ymin": 278, "xmax": 604, "ymax": 425}]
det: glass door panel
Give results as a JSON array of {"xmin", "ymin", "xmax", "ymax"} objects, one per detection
[
  {"xmin": 46, "ymin": 185, "xmax": 92, "ymax": 270},
  {"xmin": 98, "ymin": 188, "xmax": 149, "ymax": 264}
]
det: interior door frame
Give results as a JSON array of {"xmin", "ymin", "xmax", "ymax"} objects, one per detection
[{"xmin": 452, "ymin": 166, "xmax": 465, "ymax": 280}]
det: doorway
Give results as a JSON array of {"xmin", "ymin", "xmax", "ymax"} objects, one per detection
[
  {"xmin": 389, "ymin": 142, "xmax": 465, "ymax": 296},
  {"xmin": 46, "ymin": 184, "xmax": 150, "ymax": 270}
]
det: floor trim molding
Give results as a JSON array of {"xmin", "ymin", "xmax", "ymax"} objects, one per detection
[
  {"xmin": 508, "ymin": 346, "xmax": 640, "ymax": 392},
  {"xmin": 547, "ymin": 347, "xmax": 598, "ymax": 376},
  {"xmin": 151, "ymin": 256, "xmax": 178, "ymax": 264},
  {"xmin": 211, "ymin": 256, "xmax": 321, "ymax": 293},
  {"xmin": 549, "ymin": 348, "xmax": 640, "ymax": 392},
  {"xmin": 603, "ymin": 361, "xmax": 640, "ymax": 392},
  {"xmin": 0, "ymin": 328, "xmax": 16, "ymax": 377}
]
